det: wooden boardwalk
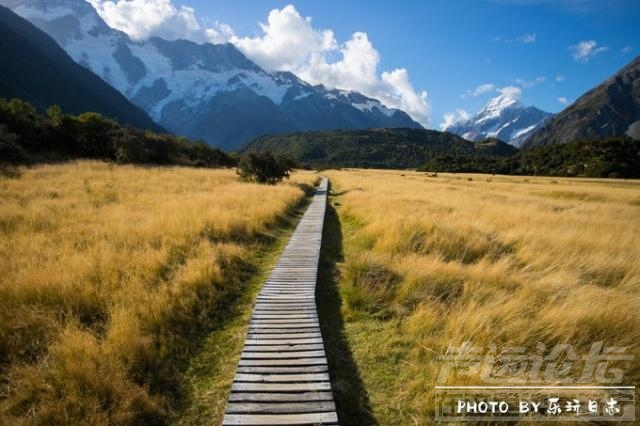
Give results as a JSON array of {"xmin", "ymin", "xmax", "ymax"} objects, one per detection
[{"xmin": 222, "ymin": 178, "xmax": 338, "ymax": 425}]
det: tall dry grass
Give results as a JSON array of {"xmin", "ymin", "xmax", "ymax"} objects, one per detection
[
  {"xmin": 0, "ymin": 161, "xmax": 317, "ymax": 424},
  {"xmin": 324, "ymin": 169, "xmax": 640, "ymax": 424}
]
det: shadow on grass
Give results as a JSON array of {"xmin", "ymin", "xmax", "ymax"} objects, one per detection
[{"xmin": 317, "ymin": 192, "xmax": 377, "ymax": 425}]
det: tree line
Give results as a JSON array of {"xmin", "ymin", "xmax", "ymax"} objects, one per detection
[
  {"xmin": 420, "ymin": 137, "xmax": 640, "ymax": 178},
  {"xmin": 0, "ymin": 97, "xmax": 235, "ymax": 168}
]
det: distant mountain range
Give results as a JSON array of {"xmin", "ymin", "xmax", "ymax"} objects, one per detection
[
  {"xmin": 444, "ymin": 93, "xmax": 553, "ymax": 147},
  {"xmin": 523, "ymin": 56, "xmax": 640, "ymax": 149},
  {"xmin": 1, "ymin": 0, "xmax": 421, "ymax": 150},
  {"xmin": 0, "ymin": 4, "xmax": 160, "ymax": 131}
]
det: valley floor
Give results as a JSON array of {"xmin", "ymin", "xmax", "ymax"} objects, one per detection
[
  {"xmin": 320, "ymin": 169, "xmax": 640, "ymax": 425},
  {"xmin": 1, "ymin": 163, "xmax": 639, "ymax": 425},
  {"xmin": 0, "ymin": 161, "xmax": 318, "ymax": 424}
]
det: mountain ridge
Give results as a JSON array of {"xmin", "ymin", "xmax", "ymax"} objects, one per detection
[
  {"xmin": 1, "ymin": 0, "xmax": 422, "ymax": 150},
  {"xmin": 445, "ymin": 93, "xmax": 553, "ymax": 147},
  {"xmin": 0, "ymin": 4, "xmax": 161, "ymax": 131},
  {"xmin": 523, "ymin": 56, "xmax": 640, "ymax": 149}
]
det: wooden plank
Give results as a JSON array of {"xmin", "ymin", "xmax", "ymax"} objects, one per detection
[
  {"xmin": 252, "ymin": 309, "xmax": 317, "ymax": 314},
  {"xmin": 228, "ymin": 391, "xmax": 334, "ymax": 402},
  {"xmin": 248, "ymin": 325, "xmax": 320, "ymax": 331},
  {"xmin": 246, "ymin": 333, "xmax": 321, "ymax": 340},
  {"xmin": 238, "ymin": 357, "xmax": 326, "ymax": 366},
  {"xmin": 245, "ymin": 338, "xmax": 323, "ymax": 345},
  {"xmin": 252, "ymin": 315, "xmax": 318, "ymax": 320},
  {"xmin": 247, "ymin": 328, "xmax": 321, "ymax": 334},
  {"xmin": 234, "ymin": 372, "xmax": 330, "ymax": 382},
  {"xmin": 236, "ymin": 365, "xmax": 328, "ymax": 374},
  {"xmin": 223, "ymin": 412, "xmax": 338, "ymax": 425},
  {"xmin": 250, "ymin": 319, "xmax": 318, "ymax": 325},
  {"xmin": 243, "ymin": 344, "xmax": 324, "ymax": 352},
  {"xmin": 226, "ymin": 401, "xmax": 336, "ymax": 414},
  {"xmin": 241, "ymin": 350, "xmax": 325, "ymax": 359},
  {"xmin": 231, "ymin": 382, "xmax": 332, "ymax": 392}
]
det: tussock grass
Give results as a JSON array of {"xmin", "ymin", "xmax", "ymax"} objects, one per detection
[
  {"xmin": 323, "ymin": 169, "xmax": 640, "ymax": 425},
  {"xmin": 0, "ymin": 161, "xmax": 317, "ymax": 424}
]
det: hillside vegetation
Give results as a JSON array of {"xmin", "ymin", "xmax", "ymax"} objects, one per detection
[
  {"xmin": 243, "ymin": 129, "xmax": 639, "ymax": 178},
  {"xmin": 242, "ymin": 129, "xmax": 518, "ymax": 169},
  {"xmin": 323, "ymin": 169, "xmax": 640, "ymax": 424},
  {"xmin": 0, "ymin": 97, "xmax": 234, "ymax": 169},
  {"xmin": 0, "ymin": 162, "xmax": 318, "ymax": 424},
  {"xmin": 422, "ymin": 136, "xmax": 640, "ymax": 178}
]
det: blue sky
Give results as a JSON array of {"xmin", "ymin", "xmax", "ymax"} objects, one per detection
[{"xmin": 92, "ymin": 0, "xmax": 640, "ymax": 128}]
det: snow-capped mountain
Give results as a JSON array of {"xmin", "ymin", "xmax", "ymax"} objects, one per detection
[
  {"xmin": 2, "ymin": 0, "xmax": 421, "ymax": 149},
  {"xmin": 445, "ymin": 93, "xmax": 553, "ymax": 147}
]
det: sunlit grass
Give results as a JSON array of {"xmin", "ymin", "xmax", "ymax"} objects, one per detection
[
  {"xmin": 324, "ymin": 169, "xmax": 640, "ymax": 425},
  {"xmin": 0, "ymin": 161, "xmax": 317, "ymax": 424}
]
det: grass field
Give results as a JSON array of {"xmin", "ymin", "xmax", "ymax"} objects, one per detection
[
  {"xmin": 322, "ymin": 169, "xmax": 640, "ymax": 425},
  {"xmin": 0, "ymin": 161, "xmax": 318, "ymax": 425}
]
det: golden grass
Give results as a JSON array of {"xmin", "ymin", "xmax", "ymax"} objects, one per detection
[
  {"xmin": 324, "ymin": 169, "xmax": 640, "ymax": 425},
  {"xmin": 0, "ymin": 161, "xmax": 318, "ymax": 424}
]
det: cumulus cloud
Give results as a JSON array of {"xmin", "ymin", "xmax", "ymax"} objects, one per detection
[
  {"xmin": 230, "ymin": 5, "xmax": 336, "ymax": 71},
  {"xmin": 88, "ymin": 0, "xmax": 233, "ymax": 43},
  {"xmin": 231, "ymin": 6, "xmax": 430, "ymax": 125},
  {"xmin": 569, "ymin": 40, "xmax": 608, "ymax": 62},
  {"xmin": 558, "ymin": 96, "xmax": 570, "ymax": 105},
  {"xmin": 440, "ymin": 109, "xmax": 470, "ymax": 130}
]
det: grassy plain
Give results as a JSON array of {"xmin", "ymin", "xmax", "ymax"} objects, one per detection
[
  {"xmin": 0, "ymin": 161, "xmax": 317, "ymax": 424},
  {"xmin": 322, "ymin": 169, "xmax": 640, "ymax": 425}
]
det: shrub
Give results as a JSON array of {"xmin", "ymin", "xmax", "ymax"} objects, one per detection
[{"xmin": 237, "ymin": 151, "xmax": 297, "ymax": 184}]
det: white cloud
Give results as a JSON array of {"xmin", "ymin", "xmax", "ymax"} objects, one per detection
[
  {"xmin": 498, "ymin": 86, "xmax": 522, "ymax": 100},
  {"xmin": 463, "ymin": 83, "xmax": 495, "ymax": 98},
  {"xmin": 558, "ymin": 97, "xmax": 570, "ymax": 105},
  {"xmin": 621, "ymin": 45, "xmax": 633, "ymax": 54},
  {"xmin": 440, "ymin": 109, "xmax": 470, "ymax": 130},
  {"xmin": 515, "ymin": 76, "xmax": 546, "ymax": 88},
  {"xmin": 231, "ymin": 6, "xmax": 430, "ymax": 125},
  {"xmin": 87, "ymin": 2, "xmax": 430, "ymax": 125},
  {"xmin": 492, "ymin": 33, "xmax": 537, "ymax": 44},
  {"xmin": 569, "ymin": 40, "xmax": 608, "ymax": 62},
  {"xmin": 88, "ymin": 0, "xmax": 233, "ymax": 43},
  {"xmin": 556, "ymin": 74, "xmax": 565, "ymax": 82},
  {"xmin": 517, "ymin": 33, "xmax": 536, "ymax": 44},
  {"xmin": 230, "ymin": 5, "xmax": 336, "ymax": 71}
]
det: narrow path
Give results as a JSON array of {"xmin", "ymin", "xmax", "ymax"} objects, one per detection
[{"xmin": 222, "ymin": 178, "xmax": 338, "ymax": 425}]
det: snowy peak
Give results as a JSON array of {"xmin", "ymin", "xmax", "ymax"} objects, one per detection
[
  {"xmin": 475, "ymin": 94, "xmax": 524, "ymax": 124},
  {"xmin": 446, "ymin": 95, "xmax": 553, "ymax": 147}
]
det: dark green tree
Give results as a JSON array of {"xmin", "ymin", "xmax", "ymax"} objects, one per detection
[{"xmin": 237, "ymin": 151, "xmax": 296, "ymax": 184}]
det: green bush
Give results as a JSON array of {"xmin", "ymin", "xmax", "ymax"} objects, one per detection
[{"xmin": 237, "ymin": 151, "xmax": 296, "ymax": 184}]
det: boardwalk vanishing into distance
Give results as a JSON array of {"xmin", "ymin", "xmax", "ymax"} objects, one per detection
[{"xmin": 223, "ymin": 178, "xmax": 338, "ymax": 425}]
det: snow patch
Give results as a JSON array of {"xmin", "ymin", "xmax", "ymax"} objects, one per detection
[{"xmin": 511, "ymin": 125, "xmax": 537, "ymax": 140}]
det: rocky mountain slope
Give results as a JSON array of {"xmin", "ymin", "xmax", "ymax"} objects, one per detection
[
  {"xmin": 0, "ymin": 4, "xmax": 160, "ymax": 130},
  {"xmin": 2, "ymin": 0, "xmax": 421, "ymax": 149},
  {"xmin": 523, "ymin": 56, "xmax": 640, "ymax": 149}
]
